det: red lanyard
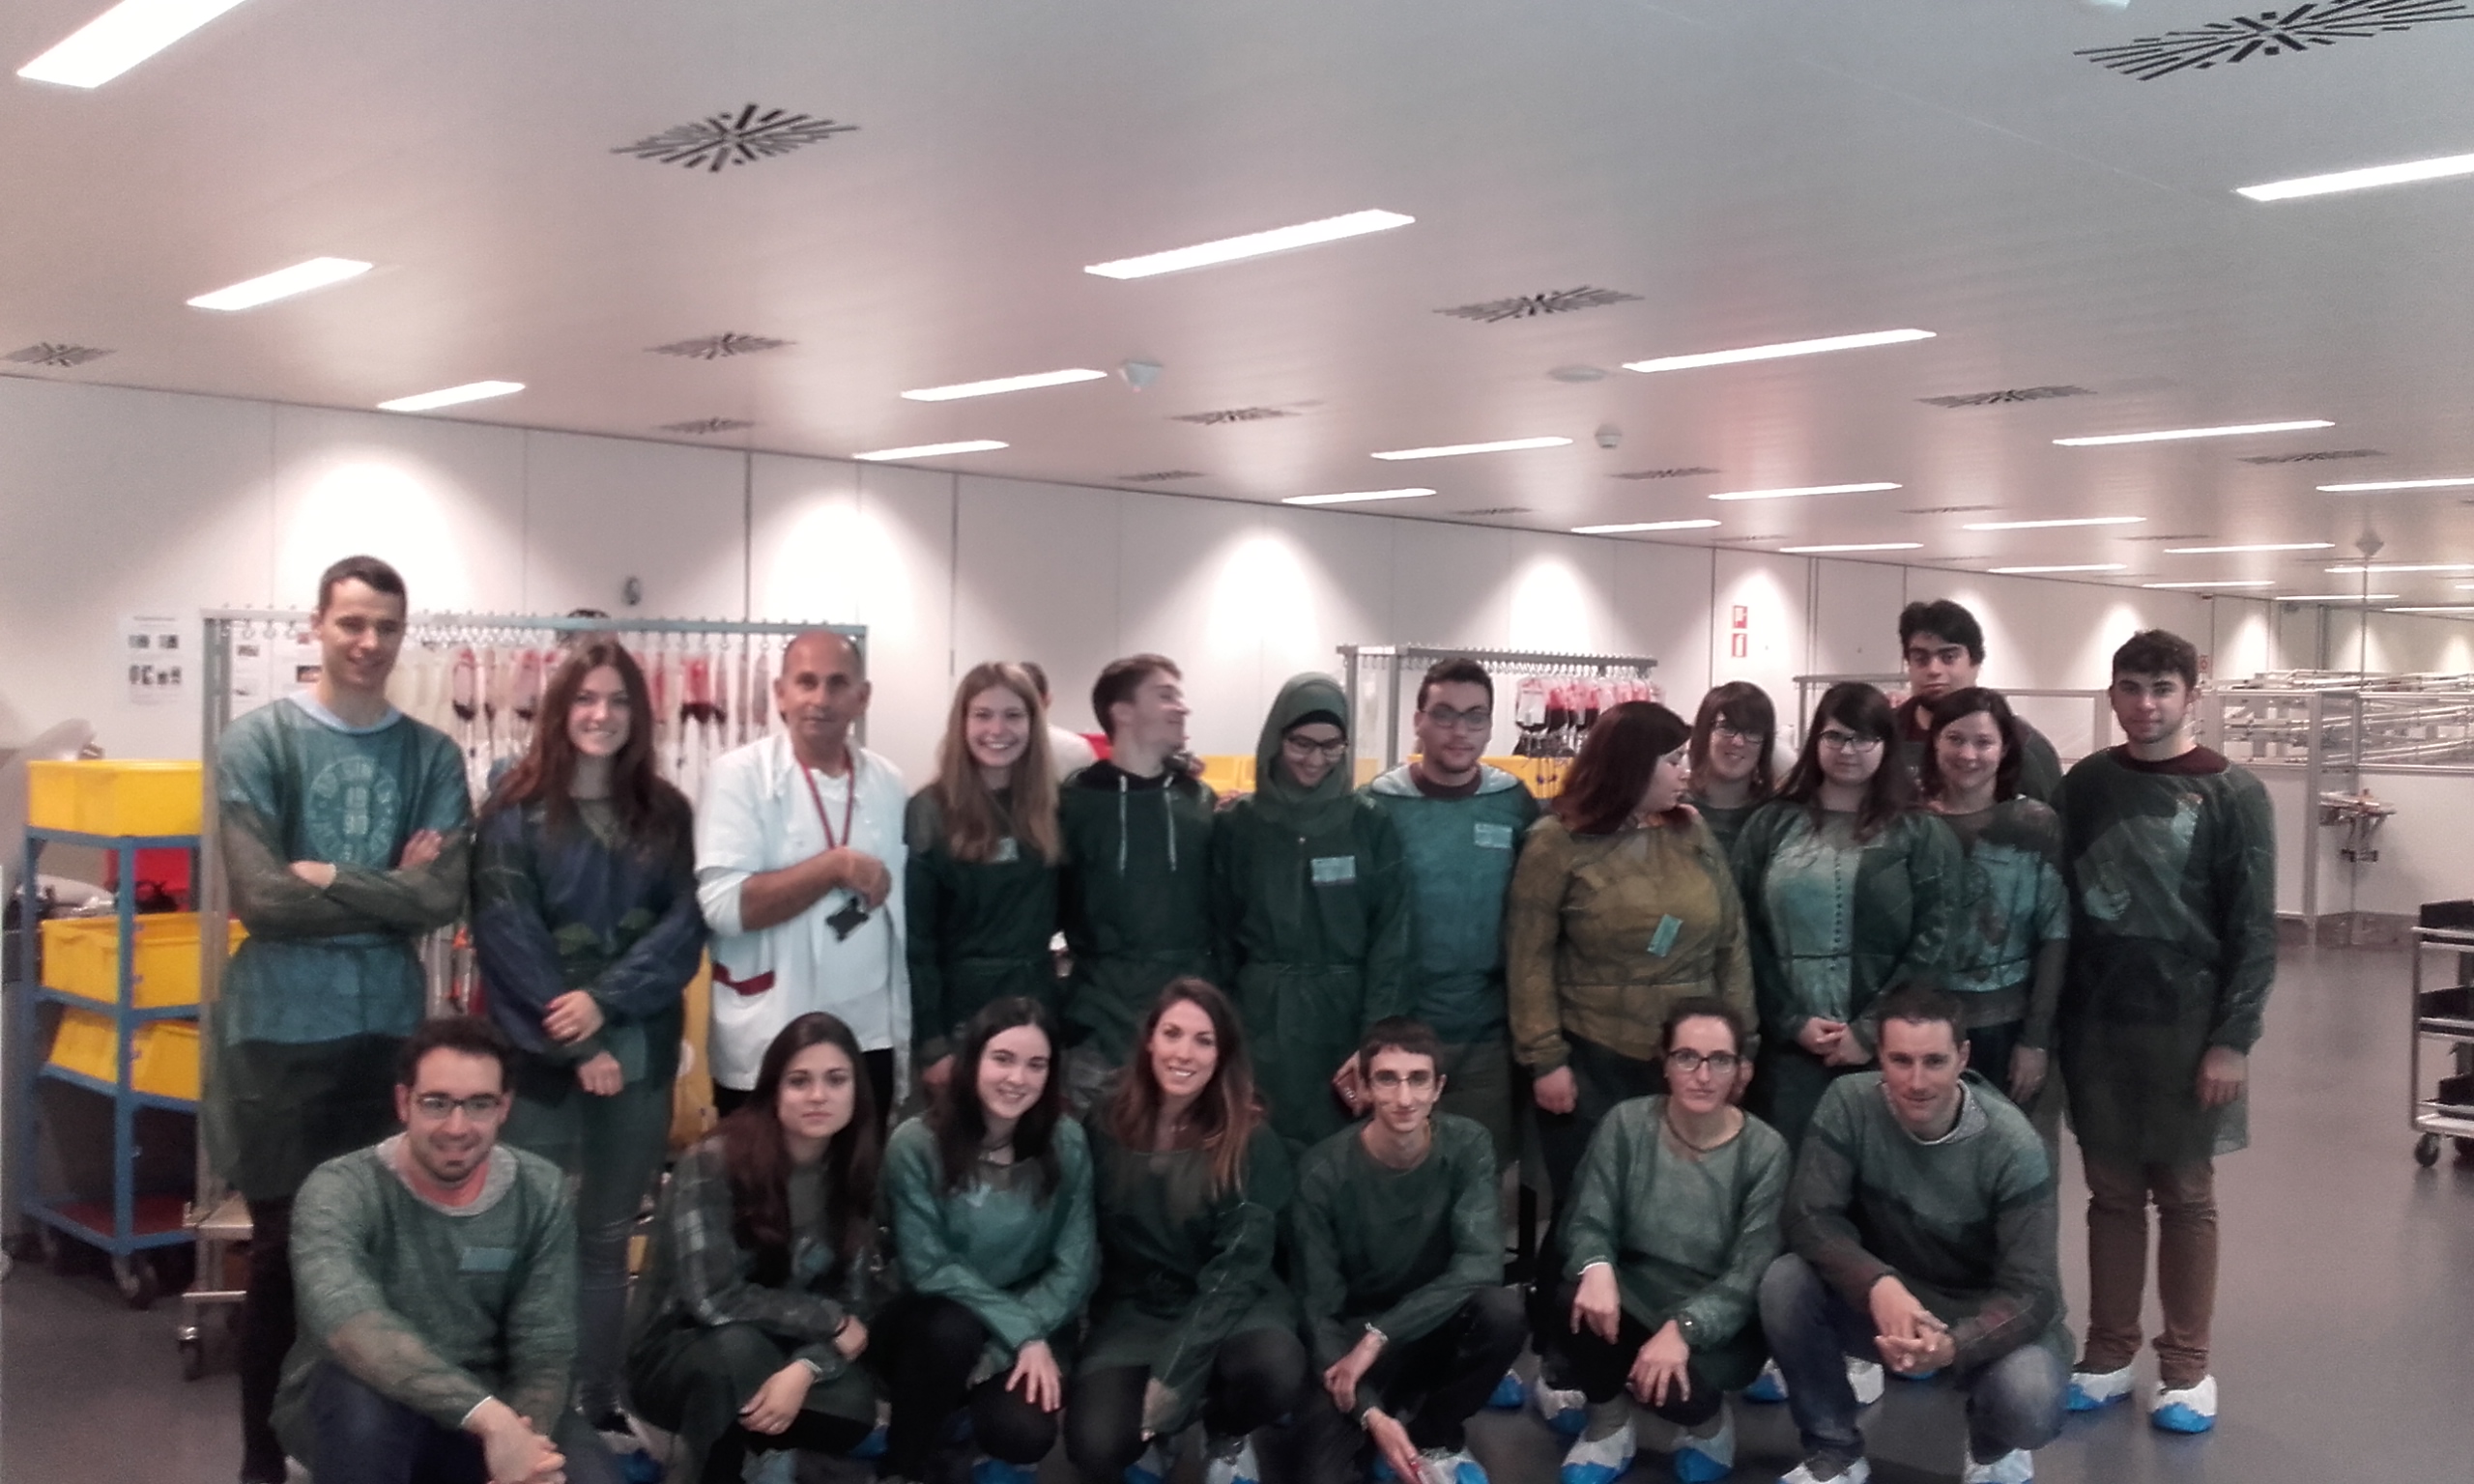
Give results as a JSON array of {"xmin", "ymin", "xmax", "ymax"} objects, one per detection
[{"xmin": 797, "ymin": 756, "xmax": 858, "ymax": 853}]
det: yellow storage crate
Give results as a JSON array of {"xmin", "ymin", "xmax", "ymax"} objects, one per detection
[
  {"xmin": 1195, "ymin": 755, "xmax": 1255, "ymax": 797},
  {"xmin": 25, "ymin": 758, "xmax": 203, "ymax": 837},
  {"xmin": 45, "ymin": 1011, "xmax": 200, "ymax": 1101},
  {"xmin": 41, "ymin": 913, "xmax": 244, "ymax": 1008}
]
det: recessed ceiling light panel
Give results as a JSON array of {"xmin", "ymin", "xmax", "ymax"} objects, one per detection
[
  {"xmin": 1282, "ymin": 488, "xmax": 1435, "ymax": 507},
  {"xmin": 2276, "ymin": 593, "xmax": 2401, "ymax": 603},
  {"xmin": 1987, "ymin": 564, "xmax": 2127, "ymax": 575},
  {"xmin": 2238, "ymin": 150, "xmax": 2474, "ymax": 203},
  {"xmin": 2163, "ymin": 542, "xmax": 2334, "ymax": 554},
  {"xmin": 2055, "ymin": 420, "xmax": 2332, "ymax": 446},
  {"xmin": 1706, "ymin": 482, "xmax": 1901, "ymax": 502},
  {"xmin": 378, "ymin": 381, "xmax": 524, "ymax": 414},
  {"xmin": 2143, "ymin": 581, "xmax": 2277, "ymax": 589},
  {"xmin": 2319, "ymin": 475, "xmax": 2474, "ymax": 492},
  {"xmin": 187, "ymin": 257, "xmax": 371, "ymax": 311},
  {"xmin": 1780, "ymin": 543, "xmax": 1923, "ymax": 554},
  {"xmin": 1963, "ymin": 516, "xmax": 2145, "ymax": 530},
  {"xmin": 2387, "ymin": 606, "xmax": 2474, "ymax": 614},
  {"xmin": 1571, "ymin": 519, "xmax": 1722, "ymax": 535},
  {"xmin": 1621, "ymin": 328, "xmax": 1933, "ymax": 376},
  {"xmin": 17, "ymin": 0, "xmax": 252, "ymax": 89},
  {"xmin": 902, "ymin": 368, "xmax": 1107, "ymax": 402},
  {"xmin": 1372, "ymin": 437, "xmax": 1570, "ymax": 461},
  {"xmin": 1084, "ymin": 209, "xmax": 1413, "ymax": 279},
  {"xmin": 850, "ymin": 440, "xmax": 1007, "ymax": 462},
  {"xmin": 2324, "ymin": 563, "xmax": 2474, "ymax": 575}
]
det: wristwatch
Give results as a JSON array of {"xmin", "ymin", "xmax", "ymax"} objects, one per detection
[{"xmin": 1673, "ymin": 1311, "xmax": 1704, "ymax": 1346}]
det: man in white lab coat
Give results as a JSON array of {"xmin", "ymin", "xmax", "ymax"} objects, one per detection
[{"xmin": 695, "ymin": 630, "xmax": 908, "ymax": 1124}]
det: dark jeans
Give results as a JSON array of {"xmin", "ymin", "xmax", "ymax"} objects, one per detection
[
  {"xmin": 240, "ymin": 1197, "xmax": 296, "ymax": 1480},
  {"xmin": 306, "ymin": 1363, "xmax": 620, "ymax": 1484},
  {"xmin": 877, "ymin": 1296, "xmax": 1060, "ymax": 1472},
  {"xmin": 715, "ymin": 1047, "xmax": 896, "ymax": 1130},
  {"xmin": 1295, "ymin": 1290, "xmax": 1526, "ymax": 1481},
  {"xmin": 1535, "ymin": 1037, "xmax": 1668, "ymax": 1231},
  {"xmin": 628, "ymin": 1323, "xmax": 875, "ymax": 1484},
  {"xmin": 1758, "ymin": 1255, "xmax": 2064, "ymax": 1467},
  {"xmin": 1526, "ymin": 1280, "xmax": 1725, "ymax": 1429},
  {"xmin": 1065, "ymin": 1328, "xmax": 1307, "ymax": 1483}
]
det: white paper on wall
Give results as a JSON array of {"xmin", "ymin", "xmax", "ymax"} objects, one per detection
[{"xmin": 120, "ymin": 614, "xmax": 187, "ymax": 706}]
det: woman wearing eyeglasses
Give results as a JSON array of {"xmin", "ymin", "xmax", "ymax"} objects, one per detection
[
  {"xmin": 1531, "ymin": 999, "xmax": 1786, "ymax": 1484},
  {"xmin": 1209, "ymin": 673, "xmax": 1413, "ymax": 1155},
  {"xmin": 472, "ymin": 641, "xmax": 706, "ymax": 1430},
  {"xmin": 1733, "ymin": 682, "xmax": 1960, "ymax": 1152},
  {"xmin": 1685, "ymin": 682, "xmax": 1782, "ymax": 858},
  {"xmin": 1506, "ymin": 701, "xmax": 1755, "ymax": 1234}
]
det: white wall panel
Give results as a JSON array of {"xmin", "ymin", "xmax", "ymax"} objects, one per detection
[
  {"xmin": 951, "ymin": 476, "xmax": 1123, "ymax": 736},
  {"xmin": 848, "ymin": 463, "xmax": 958, "ymax": 781},
  {"xmin": 520, "ymin": 432, "xmax": 746, "ymax": 620},
  {"xmin": 1120, "ymin": 496, "xmax": 1272, "ymax": 756},
  {"xmin": 1266, "ymin": 504, "xmax": 1396, "ymax": 689},
  {"xmin": 1610, "ymin": 542, "xmax": 1715, "ymax": 711},
  {"xmin": 1388, "ymin": 521, "xmax": 1522, "ymax": 653},
  {"xmin": 270, "ymin": 405, "xmax": 527, "ymax": 614},
  {"xmin": 1811, "ymin": 559, "xmax": 1908, "ymax": 679},
  {"xmin": 1712, "ymin": 552, "xmax": 1810, "ymax": 737}
]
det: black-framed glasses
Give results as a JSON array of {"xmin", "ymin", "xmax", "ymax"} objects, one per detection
[
  {"xmin": 1711, "ymin": 723, "xmax": 1761, "ymax": 744},
  {"xmin": 1421, "ymin": 705, "xmax": 1493, "ymax": 734},
  {"xmin": 1368, "ymin": 1069, "xmax": 1436, "ymax": 1091},
  {"xmin": 411, "ymin": 1092, "xmax": 508, "ymax": 1121},
  {"xmin": 1282, "ymin": 734, "xmax": 1348, "ymax": 758},
  {"xmin": 1816, "ymin": 729, "xmax": 1883, "ymax": 754},
  {"xmin": 1665, "ymin": 1049, "xmax": 1741, "ymax": 1077}
]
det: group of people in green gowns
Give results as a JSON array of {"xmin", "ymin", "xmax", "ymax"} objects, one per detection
[{"xmin": 215, "ymin": 554, "xmax": 2273, "ymax": 1484}]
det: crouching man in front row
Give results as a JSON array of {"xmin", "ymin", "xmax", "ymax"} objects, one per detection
[
  {"xmin": 273, "ymin": 1015, "xmax": 618, "ymax": 1484},
  {"xmin": 1760, "ymin": 985, "xmax": 2067, "ymax": 1484}
]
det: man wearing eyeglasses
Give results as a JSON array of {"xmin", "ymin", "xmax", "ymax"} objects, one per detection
[
  {"xmin": 1290, "ymin": 1018, "xmax": 1524, "ymax": 1484},
  {"xmin": 1894, "ymin": 601, "xmax": 2061, "ymax": 806},
  {"xmin": 1363, "ymin": 658, "xmax": 1539, "ymax": 1169},
  {"xmin": 273, "ymin": 1015, "xmax": 618, "ymax": 1484}
]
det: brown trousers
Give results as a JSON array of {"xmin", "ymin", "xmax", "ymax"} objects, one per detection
[{"xmin": 2080, "ymin": 1156, "xmax": 2217, "ymax": 1388}]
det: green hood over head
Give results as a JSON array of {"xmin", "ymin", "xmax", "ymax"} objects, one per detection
[{"xmin": 1252, "ymin": 672, "xmax": 1356, "ymax": 835}]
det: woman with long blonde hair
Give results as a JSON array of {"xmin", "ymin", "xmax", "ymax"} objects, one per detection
[{"xmin": 906, "ymin": 662, "xmax": 1064, "ymax": 1092}]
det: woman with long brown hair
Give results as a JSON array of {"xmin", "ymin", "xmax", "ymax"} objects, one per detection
[
  {"xmin": 1065, "ymin": 980, "xmax": 1303, "ymax": 1484},
  {"xmin": 906, "ymin": 662, "xmax": 1063, "ymax": 1092},
  {"xmin": 625, "ymin": 1013, "xmax": 891, "ymax": 1484},
  {"xmin": 1685, "ymin": 681, "xmax": 1782, "ymax": 858},
  {"xmin": 472, "ymin": 639, "xmax": 705, "ymax": 1428}
]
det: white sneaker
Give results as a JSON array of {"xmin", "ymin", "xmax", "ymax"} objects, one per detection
[
  {"xmin": 1202, "ymin": 1434, "xmax": 1263, "ymax": 1484},
  {"xmin": 1743, "ymin": 1358, "xmax": 1788, "ymax": 1403},
  {"xmin": 1672, "ymin": 1410, "xmax": 1735, "ymax": 1484},
  {"xmin": 1124, "ymin": 1437, "xmax": 1176, "ymax": 1484},
  {"xmin": 1847, "ymin": 1357, "xmax": 1884, "ymax": 1407},
  {"xmin": 2150, "ymin": 1375, "xmax": 2217, "ymax": 1435},
  {"xmin": 2065, "ymin": 1363, "xmax": 2134, "ymax": 1413},
  {"xmin": 1961, "ymin": 1448, "xmax": 2033, "ymax": 1484},
  {"xmin": 1777, "ymin": 1457, "xmax": 1870, "ymax": 1484},
  {"xmin": 1414, "ymin": 1444, "xmax": 1490, "ymax": 1484},
  {"xmin": 1559, "ymin": 1421, "xmax": 1637, "ymax": 1484},
  {"xmin": 1532, "ymin": 1373, "xmax": 1589, "ymax": 1438}
]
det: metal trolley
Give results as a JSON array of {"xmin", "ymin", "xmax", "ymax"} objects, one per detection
[{"xmin": 2407, "ymin": 924, "xmax": 2474, "ymax": 1166}]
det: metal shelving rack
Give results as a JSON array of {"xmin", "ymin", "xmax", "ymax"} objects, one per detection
[
  {"xmin": 12, "ymin": 826, "xmax": 203, "ymax": 1307},
  {"xmin": 2409, "ymin": 926, "xmax": 2474, "ymax": 1167},
  {"xmin": 1337, "ymin": 643, "xmax": 1659, "ymax": 772}
]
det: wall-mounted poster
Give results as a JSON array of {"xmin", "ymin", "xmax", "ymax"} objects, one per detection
[{"xmin": 121, "ymin": 614, "xmax": 187, "ymax": 706}]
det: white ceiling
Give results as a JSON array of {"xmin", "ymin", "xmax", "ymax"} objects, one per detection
[{"xmin": 9, "ymin": 0, "xmax": 2474, "ymax": 604}]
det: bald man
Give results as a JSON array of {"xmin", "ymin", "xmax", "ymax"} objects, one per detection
[{"xmin": 695, "ymin": 631, "xmax": 909, "ymax": 1123}]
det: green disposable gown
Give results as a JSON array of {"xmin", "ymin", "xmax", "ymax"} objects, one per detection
[
  {"xmin": 1057, "ymin": 765, "xmax": 1221, "ymax": 1068},
  {"xmin": 1560, "ymin": 1097, "xmax": 1788, "ymax": 1390},
  {"xmin": 1733, "ymin": 802, "xmax": 1960, "ymax": 1147},
  {"xmin": 1212, "ymin": 675, "xmax": 1413, "ymax": 1153},
  {"xmin": 1938, "ymin": 798, "xmax": 2068, "ymax": 1047},
  {"xmin": 1289, "ymin": 1113, "xmax": 1502, "ymax": 1405},
  {"xmin": 904, "ymin": 786, "xmax": 1063, "ymax": 1065},
  {"xmin": 1079, "ymin": 1117, "xmax": 1297, "ymax": 1438},
  {"xmin": 1894, "ymin": 697, "xmax": 2064, "ymax": 807},
  {"xmin": 881, "ymin": 1116, "xmax": 1098, "ymax": 1381},
  {"xmin": 1362, "ymin": 764, "xmax": 1539, "ymax": 1045},
  {"xmin": 1687, "ymin": 794, "xmax": 1766, "ymax": 861},
  {"xmin": 211, "ymin": 699, "xmax": 472, "ymax": 1200},
  {"xmin": 2057, "ymin": 748, "xmax": 2276, "ymax": 1164}
]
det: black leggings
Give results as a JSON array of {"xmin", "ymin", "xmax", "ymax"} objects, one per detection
[
  {"xmin": 239, "ymin": 1197, "xmax": 296, "ymax": 1481},
  {"xmin": 1294, "ymin": 1289, "xmax": 1527, "ymax": 1481},
  {"xmin": 1064, "ymin": 1328, "xmax": 1307, "ymax": 1483},
  {"xmin": 1528, "ymin": 1280, "xmax": 1726, "ymax": 1429},
  {"xmin": 876, "ymin": 1296, "xmax": 1060, "ymax": 1472}
]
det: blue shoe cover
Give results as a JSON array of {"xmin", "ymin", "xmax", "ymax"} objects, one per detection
[
  {"xmin": 1488, "ymin": 1372, "xmax": 1528, "ymax": 1410},
  {"xmin": 849, "ymin": 1424, "xmax": 888, "ymax": 1461},
  {"xmin": 2152, "ymin": 1401, "xmax": 2214, "ymax": 1434}
]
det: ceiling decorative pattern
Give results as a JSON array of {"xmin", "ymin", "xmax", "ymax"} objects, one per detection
[
  {"xmin": 1612, "ymin": 467, "xmax": 1720, "ymax": 480},
  {"xmin": 1115, "ymin": 470, "xmax": 1206, "ymax": 482},
  {"xmin": 2238, "ymin": 447, "xmax": 2388, "ymax": 463},
  {"xmin": 1917, "ymin": 385, "xmax": 2094, "ymax": 408},
  {"xmin": 2079, "ymin": 1, "xmax": 2474, "ymax": 80},
  {"xmin": 612, "ymin": 105, "xmax": 859, "ymax": 172},
  {"xmin": 657, "ymin": 417, "xmax": 756, "ymax": 435},
  {"xmin": 1435, "ymin": 286, "xmax": 1642, "ymax": 323},
  {"xmin": 1169, "ymin": 407, "xmax": 1297, "ymax": 425},
  {"xmin": 5, "ymin": 343, "xmax": 113, "ymax": 367},
  {"xmin": 647, "ymin": 333, "xmax": 792, "ymax": 360}
]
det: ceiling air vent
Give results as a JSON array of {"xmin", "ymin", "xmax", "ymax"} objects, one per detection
[
  {"xmin": 1436, "ymin": 287, "xmax": 1642, "ymax": 324},
  {"xmin": 1453, "ymin": 506, "xmax": 1534, "ymax": 517},
  {"xmin": 1612, "ymin": 467, "xmax": 1718, "ymax": 481},
  {"xmin": 1711, "ymin": 535, "xmax": 1773, "ymax": 544},
  {"xmin": 2122, "ymin": 532, "xmax": 2211, "ymax": 542},
  {"xmin": 1117, "ymin": 471, "xmax": 1205, "ymax": 483},
  {"xmin": 1171, "ymin": 407, "xmax": 1295, "ymax": 425},
  {"xmin": 649, "ymin": 333, "xmax": 791, "ymax": 360},
  {"xmin": 1900, "ymin": 504, "xmax": 1999, "ymax": 515},
  {"xmin": 659, "ymin": 417, "xmax": 755, "ymax": 436},
  {"xmin": 2080, "ymin": 1, "xmax": 2474, "ymax": 80},
  {"xmin": 2238, "ymin": 448, "xmax": 2387, "ymax": 464},
  {"xmin": 5, "ymin": 342, "xmax": 112, "ymax": 367},
  {"xmin": 1917, "ymin": 385, "xmax": 2093, "ymax": 408},
  {"xmin": 614, "ymin": 105, "xmax": 859, "ymax": 171}
]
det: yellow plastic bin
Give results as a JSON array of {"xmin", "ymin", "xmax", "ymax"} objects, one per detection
[
  {"xmin": 46, "ymin": 1009, "xmax": 121, "ymax": 1084},
  {"xmin": 135, "ymin": 1021, "xmax": 201, "ymax": 1101},
  {"xmin": 41, "ymin": 913, "xmax": 243, "ymax": 1008},
  {"xmin": 25, "ymin": 758, "xmax": 203, "ymax": 837}
]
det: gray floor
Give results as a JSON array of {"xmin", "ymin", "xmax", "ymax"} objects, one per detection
[{"xmin": 7, "ymin": 943, "xmax": 2471, "ymax": 1484}]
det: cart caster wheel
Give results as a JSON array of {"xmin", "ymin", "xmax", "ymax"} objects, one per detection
[
  {"xmin": 115, "ymin": 1255, "xmax": 160, "ymax": 1310},
  {"xmin": 179, "ymin": 1334, "xmax": 207, "ymax": 1381},
  {"xmin": 2414, "ymin": 1132, "xmax": 2441, "ymax": 1167}
]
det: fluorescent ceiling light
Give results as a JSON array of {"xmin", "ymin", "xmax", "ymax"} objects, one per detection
[
  {"xmin": 2143, "ymin": 581, "xmax": 2276, "ymax": 589},
  {"xmin": 187, "ymin": 256, "xmax": 371, "ymax": 311},
  {"xmin": 1084, "ymin": 209, "xmax": 1413, "ymax": 279},
  {"xmin": 2387, "ymin": 606, "xmax": 2474, "ymax": 614},
  {"xmin": 1963, "ymin": 516, "xmax": 2144, "ymax": 531},
  {"xmin": 2237, "ymin": 152, "xmax": 2474, "ymax": 203},
  {"xmin": 850, "ymin": 439, "xmax": 1008, "ymax": 462},
  {"xmin": 2318, "ymin": 476, "xmax": 2474, "ymax": 493},
  {"xmin": 2276, "ymin": 592, "xmax": 2401, "ymax": 603},
  {"xmin": 1987, "ymin": 564, "xmax": 2127, "ymax": 575},
  {"xmin": 1571, "ymin": 519, "xmax": 1722, "ymax": 535},
  {"xmin": 1282, "ymin": 488, "xmax": 1434, "ymax": 507},
  {"xmin": 1621, "ymin": 328, "xmax": 1934, "ymax": 376},
  {"xmin": 376, "ymin": 381, "xmax": 523, "ymax": 413},
  {"xmin": 1780, "ymin": 542, "xmax": 1922, "ymax": 555},
  {"xmin": 2055, "ymin": 420, "xmax": 2332, "ymax": 446},
  {"xmin": 16, "ymin": 0, "xmax": 250, "ymax": 87},
  {"xmin": 901, "ymin": 368, "xmax": 1107, "ymax": 402},
  {"xmin": 2323, "ymin": 563, "xmax": 2474, "ymax": 575},
  {"xmin": 1707, "ymin": 482, "xmax": 1901, "ymax": 502},
  {"xmin": 1371, "ymin": 436, "xmax": 1570, "ymax": 461},
  {"xmin": 2162, "ymin": 542, "xmax": 2333, "ymax": 555}
]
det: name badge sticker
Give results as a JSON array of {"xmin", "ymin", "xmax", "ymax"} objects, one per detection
[
  {"xmin": 1474, "ymin": 822, "xmax": 1514, "ymax": 850},
  {"xmin": 1648, "ymin": 915, "xmax": 1683, "ymax": 957},
  {"xmin": 991, "ymin": 837, "xmax": 1021, "ymax": 864},
  {"xmin": 1310, "ymin": 855, "xmax": 1359, "ymax": 885},
  {"xmin": 459, "ymin": 1246, "xmax": 516, "ymax": 1273}
]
